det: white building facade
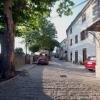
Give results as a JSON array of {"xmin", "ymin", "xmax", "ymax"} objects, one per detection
[
  {"xmin": 66, "ymin": 0, "xmax": 100, "ymax": 63},
  {"xmin": 59, "ymin": 38, "xmax": 68, "ymax": 60}
]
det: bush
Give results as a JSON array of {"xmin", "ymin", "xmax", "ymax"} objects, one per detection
[
  {"xmin": 78, "ymin": 61, "xmax": 83, "ymax": 65},
  {"xmin": 15, "ymin": 48, "xmax": 24, "ymax": 56}
]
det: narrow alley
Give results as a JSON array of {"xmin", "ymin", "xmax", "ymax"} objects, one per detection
[{"xmin": 0, "ymin": 58, "xmax": 100, "ymax": 100}]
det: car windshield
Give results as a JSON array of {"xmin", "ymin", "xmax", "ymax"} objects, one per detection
[
  {"xmin": 88, "ymin": 56, "xmax": 96, "ymax": 61},
  {"xmin": 39, "ymin": 54, "xmax": 47, "ymax": 58}
]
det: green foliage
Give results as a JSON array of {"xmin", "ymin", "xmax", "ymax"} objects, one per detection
[
  {"xmin": 15, "ymin": 48, "xmax": 24, "ymax": 56},
  {"xmin": 0, "ymin": 0, "xmax": 74, "ymax": 78},
  {"xmin": 47, "ymin": 39, "xmax": 60, "ymax": 51},
  {"xmin": 20, "ymin": 16, "xmax": 60, "ymax": 52},
  {"xmin": 57, "ymin": 0, "xmax": 74, "ymax": 16},
  {"xmin": 78, "ymin": 61, "xmax": 83, "ymax": 65},
  {"xmin": 0, "ymin": 0, "xmax": 74, "ymax": 53},
  {"xmin": 29, "ymin": 45, "xmax": 39, "ymax": 53},
  {"xmin": 1, "ymin": 0, "xmax": 73, "ymax": 52},
  {"xmin": 0, "ymin": 0, "xmax": 74, "ymax": 34}
]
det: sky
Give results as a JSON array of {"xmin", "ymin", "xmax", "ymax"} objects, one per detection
[
  {"xmin": 50, "ymin": 0, "xmax": 87, "ymax": 42},
  {"xmin": 15, "ymin": 37, "xmax": 26, "ymax": 52},
  {"xmin": 15, "ymin": 37, "xmax": 31, "ymax": 54}
]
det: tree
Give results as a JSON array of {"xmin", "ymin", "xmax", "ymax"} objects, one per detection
[
  {"xmin": 29, "ymin": 45, "xmax": 39, "ymax": 53},
  {"xmin": 15, "ymin": 48, "xmax": 24, "ymax": 56},
  {"xmin": 1, "ymin": 0, "xmax": 15, "ymax": 78},
  {"xmin": 20, "ymin": 17, "xmax": 59, "ymax": 54},
  {"xmin": 26, "ymin": 17, "xmax": 59, "ymax": 52},
  {"xmin": 0, "ymin": 0, "xmax": 74, "ymax": 78}
]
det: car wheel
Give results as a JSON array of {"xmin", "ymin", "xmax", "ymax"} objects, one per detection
[
  {"xmin": 37, "ymin": 62, "xmax": 39, "ymax": 65},
  {"xmin": 46, "ymin": 63, "xmax": 48, "ymax": 65}
]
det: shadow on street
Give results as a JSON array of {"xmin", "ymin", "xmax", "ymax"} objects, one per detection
[{"xmin": 0, "ymin": 65, "xmax": 53, "ymax": 100}]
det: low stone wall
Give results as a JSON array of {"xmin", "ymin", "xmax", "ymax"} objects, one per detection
[
  {"xmin": 25, "ymin": 54, "xmax": 31, "ymax": 64},
  {"xmin": 15, "ymin": 54, "xmax": 31, "ymax": 69},
  {"xmin": 15, "ymin": 55, "xmax": 25, "ymax": 69}
]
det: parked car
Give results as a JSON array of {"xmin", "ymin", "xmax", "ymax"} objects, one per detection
[
  {"xmin": 32, "ymin": 54, "xmax": 39, "ymax": 64},
  {"xmin": 84, "ymin": 56, "xmax": 96, "ymax": 71},
  {"xmin": 37, "ymin": 54, "xmax": 49, "ymax": 65}
]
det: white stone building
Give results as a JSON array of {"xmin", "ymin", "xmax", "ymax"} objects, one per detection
[
  {"xmin": 59, "ymin": 38, "xmax": 68, "ymax": 60},
  {"xmin": 66, "ymin": 0, "xmax": 100, "ymax": 63}
]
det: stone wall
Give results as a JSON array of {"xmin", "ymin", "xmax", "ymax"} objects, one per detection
[{"xmin": 15, "ymin": 55, "xmax": 25, "ymax": 69}]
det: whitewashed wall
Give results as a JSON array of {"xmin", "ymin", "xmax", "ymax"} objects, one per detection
[{"xmin": 67, "ymin": 0, "xmax": 97, "ymax": 62}]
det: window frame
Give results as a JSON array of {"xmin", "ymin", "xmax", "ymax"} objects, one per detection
[
  {"xmin": 75, "ymin": 35, "xmax": 78, "ymax": 43},
  {"xmin": 70, "ymin": 27, "xmax": 72, "ymax": 34},
  {"xmin": 82, "ymin": 12, "xmax": 86, "ymax": 23},
  {"xmin": 80, "ymin": 31, "xmax": 88, "ymax": 41},
  {"xmin": 70, "ymin": 39, "xmax": 72, "ymax": 46}
]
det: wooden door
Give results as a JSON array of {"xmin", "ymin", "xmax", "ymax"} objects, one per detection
[
  {"xmin": 83, "ymin": 48, "xmax": 87, "ymax": 62},
  {"xmin": 75, "ymin": 51, "xmax": 78, "ymax": 63}
]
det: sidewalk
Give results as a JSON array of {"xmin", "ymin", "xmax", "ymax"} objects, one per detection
[{"xmin": 0, "ymin": 62, "xmax": 100, "ymax": 100}]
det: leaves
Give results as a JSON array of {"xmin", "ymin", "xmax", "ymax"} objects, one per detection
[
  {"xmin": 29, "ymin": 44, "xmax": 39, "ymax": 53},
  {"xmin": 15, "ymin": 47, "xmax": 24, "ymax": 56},
  {"xmin": 0, "ymin": 0, "xmax": 74, "ymax": 34},
  {"xmin": 0, "ymin": 0, "xmax": 74, "ymax": 51},
  {"xmin": 57, "ymin": 0, "xmax": 74, "ymax": 16}
]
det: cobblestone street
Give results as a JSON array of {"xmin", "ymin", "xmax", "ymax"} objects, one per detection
[{"xmin": 0, "ymin": 58, "xmax": 100, "ymax": 100}]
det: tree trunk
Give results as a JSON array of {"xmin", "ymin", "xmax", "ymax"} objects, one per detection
[{"xmin": 2, "ymin": 0, "xmax": 15, "ymax": 79}]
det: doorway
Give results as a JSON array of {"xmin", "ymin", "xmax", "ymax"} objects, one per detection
[
  {"xmin": 70, "ymin": 52, "xmax": 72, "ymax": 61},
  {"xmin": 75, "ymin": 51, "xmax": 78, "ymax": 63},
  {"xmin": 83, "ymin": 48, "xmax": 87, "ymax": 62}
]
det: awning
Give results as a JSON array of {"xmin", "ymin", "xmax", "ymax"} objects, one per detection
[{"xmin": 85, "ymin": 18, "xmax": 100, "ymax": 32}]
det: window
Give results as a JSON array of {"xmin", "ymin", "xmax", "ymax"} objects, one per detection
[
  {"xmin": 75, "ymin": 35, "xmax": 78, "ymax": 43},
  {"xmin": 92, "ymin": 0, "xmax": 99, "ymax": 21},
  {"xmin": 83, "ymin": 48, "xmax": 87, "ymax": 62},
  {"xmin": 70, "ymin": 39, "xmax": 72, "ymax": 46},
  {"xmin": 92, "ymin": 5, "xmax": 98, "ymax": 16},
  {"xmin": 65, "ymin": 51, "xmax": 67, "ymax": 53},
  {"xmin": 70, "ymin": 27, "xmax": 72, "ymax": 34},
  {"xmin": 82, "ymin": 13, "xmax": 86, "ymax": 23},
  {"xmin": 93, "ymin": 33, "xmax": 96, "ymax": 42},
  {"xmin": 88, "ymin": 56, "xmax": 96, "ymax": 61},
  {"xmin": 75, "ymin": 51, "xmax": 78, "ymax": 63},
  {"xmin": 99, "ymin": 0, "xmax": 100, "ymax": 6},
  {"xmin": 92, "ymin": 0, "xmax": 99, "ymax": 6},
  {"xmin": 70, "ymin": 52, "xmax": 72, "ymax": 61},
  {"xmin": 80, "ymin": 31, "xmax": 88, "ymax": 40}
]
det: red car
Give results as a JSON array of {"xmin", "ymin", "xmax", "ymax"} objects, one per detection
[
  {"xmin": 37, "ymin": 54, "xmax": 49, "ymax": 65},
  {"xmin": 84, "ymin": 56, "xmax": 96, "ymax": 71},
  {"xmin": 32, "ymin": 55, "xmax": 39, "ymax": 64}
]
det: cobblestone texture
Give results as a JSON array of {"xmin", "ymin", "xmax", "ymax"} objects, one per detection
[{"xmin": 0, "ymin": 59, "xmax": 100, "ymax": 100}]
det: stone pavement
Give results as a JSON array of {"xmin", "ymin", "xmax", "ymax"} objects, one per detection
[{"xmin": 0, "ymin": 61, "xmax": 100, "ymax": 100}]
